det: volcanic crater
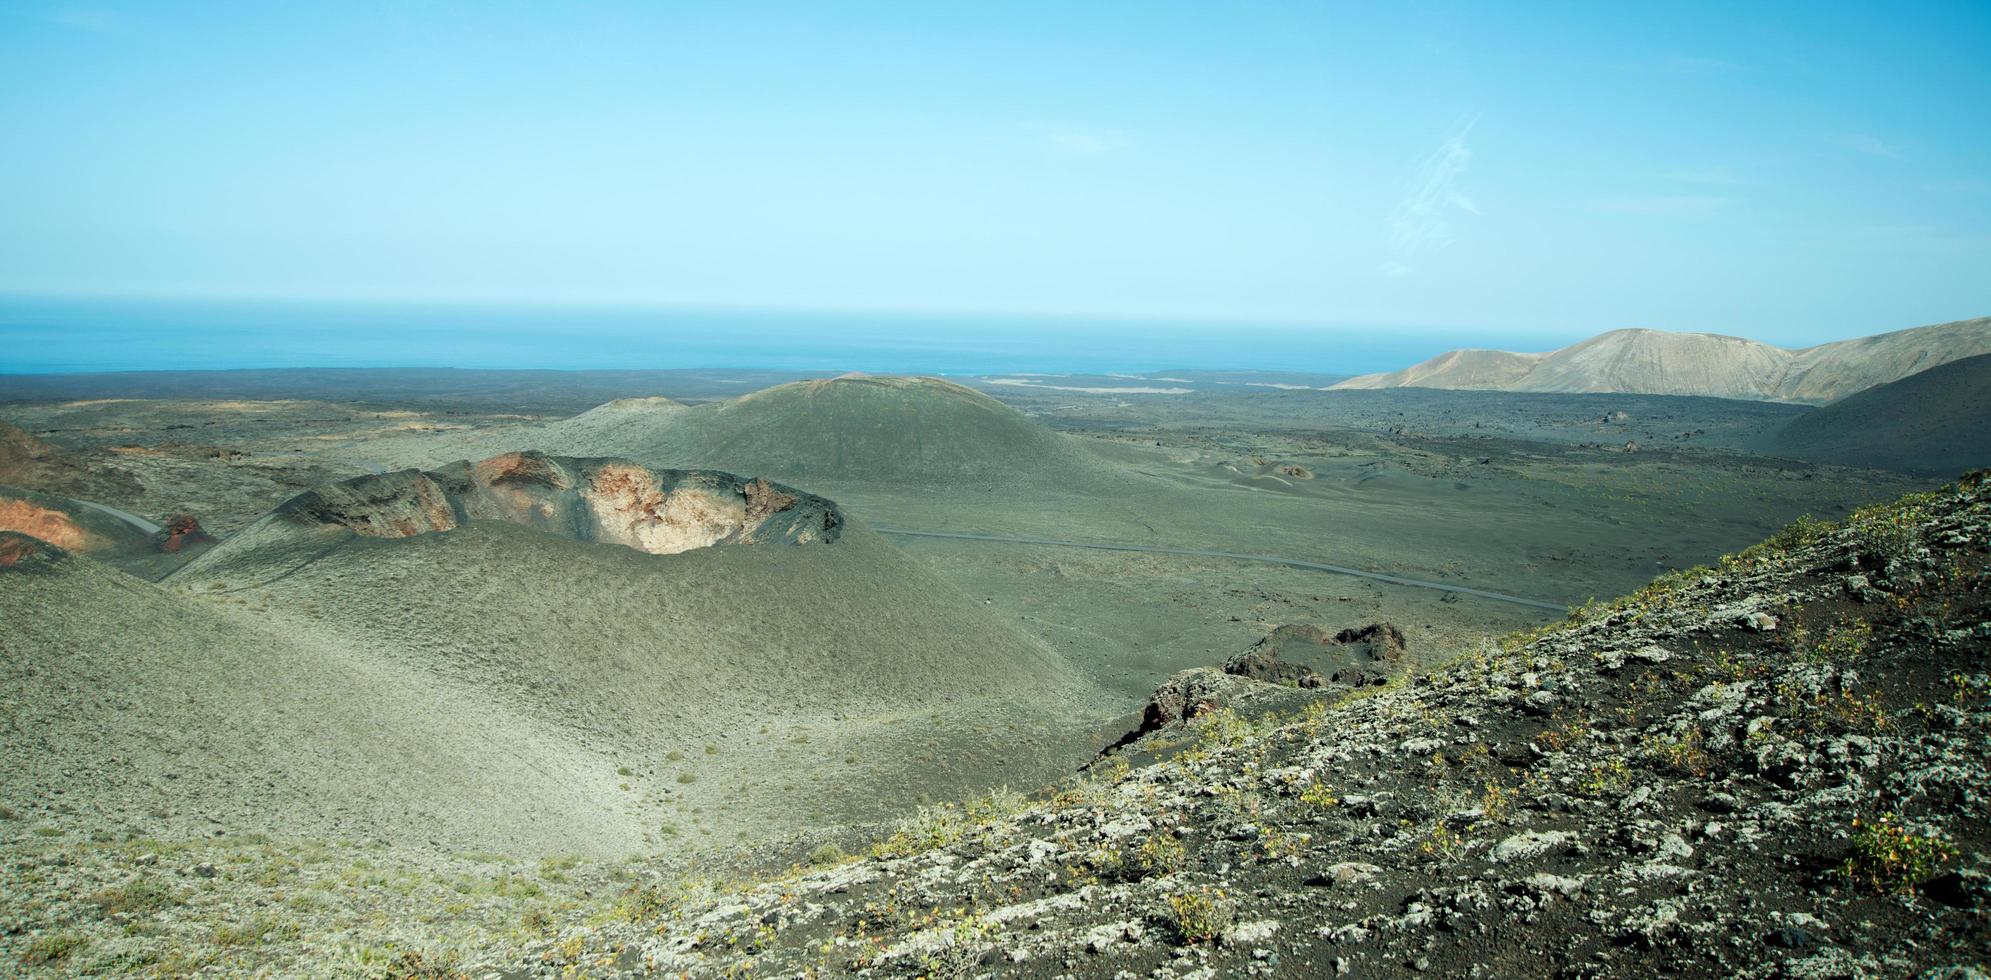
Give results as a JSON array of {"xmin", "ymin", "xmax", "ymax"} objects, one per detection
[{"xmin": 280, "ymin": 451, "xmax": 843, "ymax": 555}]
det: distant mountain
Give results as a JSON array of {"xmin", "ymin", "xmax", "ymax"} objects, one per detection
[
  {"xmin": 1767, "ymin": 351, "xmax": 1991, "ymax": 474},
  {"xmin": 1332, "ymin": 317, "xmax": 1991, "ymax": 403},
  {"xmin": 1332, "ymin": 348, "xmax": 1543, "ymax": 391}
]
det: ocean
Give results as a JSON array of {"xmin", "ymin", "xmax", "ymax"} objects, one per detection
[{"xmin": 0, "ymin": 296, "xmax": 1571, "ymax": 377}]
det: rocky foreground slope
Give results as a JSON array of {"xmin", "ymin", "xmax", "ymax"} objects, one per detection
[{"xmin": 515, "ymin": 474, "xmax": 1991, "ymax": 978}]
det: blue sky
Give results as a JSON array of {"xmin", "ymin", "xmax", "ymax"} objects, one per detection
[{"xmin": 1, "ymin": 1, "xmax": 1987, "ymax": 349}]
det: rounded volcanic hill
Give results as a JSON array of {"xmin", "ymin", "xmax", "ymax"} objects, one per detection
[
  {"xmin": 122, "ymin": 453, "xmax": 1109, "ymax": 854},
  {"xmin": 1767, "ymin": 351, "xmax": 1991, "ymax": 474},
  {"xmin": 1509, "ymin": 328, "xmax": 1790, "ymax": 399},
  {"xmin": 624, "ymin": 375, "xmax": 1129, "ymax": 491}
]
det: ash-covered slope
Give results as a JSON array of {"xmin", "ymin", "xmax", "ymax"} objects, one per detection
[
  {"xmin": 0, "ymin": 418, "xmax": 143, "ymax": 504},
  {"xmin": 151, "ymin": 454, "xmax": 1106, "ymax": 852},
  {"xmin": 1769, "ymin": 352, "xmax": 1991, "ymax": 475},
  {"xmin": 1779, "ymin": 317, "xmax": 1991, "ymax": 404},
  {"xmin": 0, "ymin": 533, "xmax": 637, "ymax": 856},
  {"xmin": 521, "ymin": 475, "xmax": 1991, "ymax": 977},
  {"xmin": 0, "ymin": 421, "xmax": 82, "ymax": 491},
  {"xmin": 1333, "ymin": 317, "xmax": 1991, "ymax": 403}
]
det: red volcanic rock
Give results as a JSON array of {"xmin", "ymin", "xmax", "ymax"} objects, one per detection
[
  {"xmin": 0, "ymin": 532, "xmax": 48, "ymax": 567},
  {"xmin": 155, "ymin": 514, "xmax": 218, "ymax": 553},
  {"xmin": 0, "ymin": 498, "xmax": 100, "ymax": 552}
]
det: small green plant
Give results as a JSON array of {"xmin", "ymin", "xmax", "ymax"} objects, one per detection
[
  {"xmin": 1841, "ymin": 813, "xmax": 1954, "ymax": 895},
  {"xmin": 210, "ymin": 912, "xmax": 303, "ymax": 947},
  {"xmin": 1763, "ymin": 514, "xmax": 1836, "ymax": 553},
  {"xmin": 1298, "ymin": 778, "xmax": 1339, "ymax": 810},
  {"xmin": 538, "ymin": 854, "xmax": 581, "ymax": 882},
  {"xmin": 1418, "ymin": 823, "xmax": 1467, "ymax": 861},
  {"xmin": 90, "ymin": 875, "xmax": 181, "ymax": 916},
  {"xmin": 1093, "ymin": 833, "xmax": 1187, "ymax": 881},
  {"xmin": 1579, "ymin": 757, "xmax": 1632, "ymax": 797},
  {"xmin": 1193, "ymin": 709, "xmax": 1253, "ymax": 751},
  {"xmin": 676, "ymin": 773, "xmax": 698, "ymax": 784},
  {"xmin": 382, "ymin": 949, "xmax": 468, "ymax": 979},
  {"xmin": 1162, "ymin": 887, "xmax": 1232, "ymax": 944},
  {"xmin": 1851, "ymin": 513, "xmax": 1921, "ymax": 567},
  {"xmin": 614, "ymin": 885, "xmax": 674, "ymax": 922},
  {"xmin": 807, "ymin": 843, "xmax": 846, "ymax": 866},
  {"xmin": 1646, "ymin": 729, "xmax": 1713, "ymax": 777},
  {"xmin": 22, "ymin": 931, "xmax": 88, "ymax": 966}
]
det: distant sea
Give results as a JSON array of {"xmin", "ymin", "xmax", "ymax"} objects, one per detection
[{"xmin": 0, "ymin": 297, "xmax": 1572, "ymax": 377}]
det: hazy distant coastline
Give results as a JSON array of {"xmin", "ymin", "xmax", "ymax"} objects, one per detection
[{"xmin": 0, "ymin": 296, "xmax": 1574, "ymax": 376}]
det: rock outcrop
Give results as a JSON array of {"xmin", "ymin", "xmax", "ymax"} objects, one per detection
[
  {"xmin": 153, "ymin": 513, "xmax": 217, "ymax": 554},
  {"xmin": 1224, "ymin": 622, "xmax": 1410, "ymax": 688}
]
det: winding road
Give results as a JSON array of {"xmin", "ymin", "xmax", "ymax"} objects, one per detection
[
  {"xmin": 63, "ymin": 497, "xmax": 162, "ymax": 535},
  {"xmin": 872, "ymin": 527, "xmax": 1569, "ymax": 612}
]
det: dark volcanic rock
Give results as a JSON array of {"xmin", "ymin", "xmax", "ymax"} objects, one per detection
[{"xmin": 1225, "ymin": 622, "xmax": 1410, "ymax": 687}]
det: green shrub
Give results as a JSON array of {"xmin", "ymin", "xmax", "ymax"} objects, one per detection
[
  {"xmin": 1841, "ymin": 813, "xmax": 1954, "ymax": 895},
  {"xmin": 1162, "ymin": 887, "xmax": 1232, "ymax": 944}
]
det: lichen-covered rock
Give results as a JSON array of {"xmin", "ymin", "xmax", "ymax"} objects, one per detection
[{"xmin": 503, "ymin": 474, "xmax": 1991, "ymax": 979}]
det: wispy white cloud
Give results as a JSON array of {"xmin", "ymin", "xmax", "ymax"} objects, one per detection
[
  {"xmin": 1382, "ymin": 117, "xmax": 1478, "ymax": 277},
  {"xmin": 49, "ymin": 7, "xmax": 128, "ymax": 32},
  {"xmin": 1586, "ymin": 195, "xmax": 1728, "ymax": 218},
  {"xmin": 1824, "ymin": 132, "xmax": 1903, "ymax": 160},
  {"xmin": 1018, "ymin": 120, "xmax": 1127, "ymax": 157}
]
